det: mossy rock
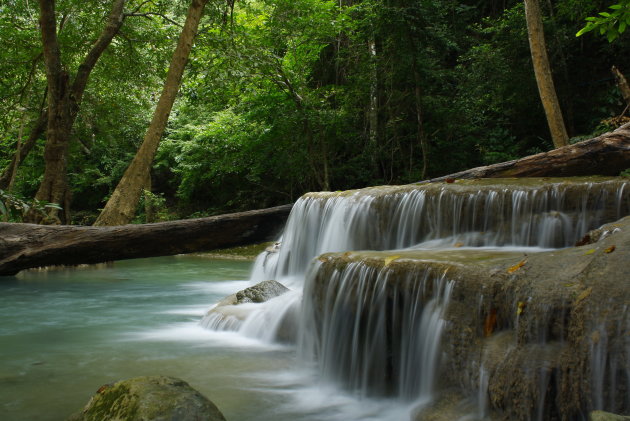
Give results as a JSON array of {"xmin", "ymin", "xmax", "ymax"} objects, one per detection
[
  {"xmin": 67, "ymin": 376, "xmax": 226, "ymax": 421},
  {"xmin": 590, "ymin": 411, "xmax": 630, "ymax": 421}
]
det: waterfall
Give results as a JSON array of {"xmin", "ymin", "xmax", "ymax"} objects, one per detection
[
  {"xmin": 299, "ymin": 261, "xmax": 453, "ymax": 401},
  {"xmin": 201, "ymin": 177, "xmax": 630, "ymax": 418},
  {"xmin": 251, "ymin": 178, "xmax": 629, "ymax": 282}
]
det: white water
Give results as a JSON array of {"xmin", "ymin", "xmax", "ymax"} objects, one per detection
[{"xmin": 199, "ymin": 178, "xmax": 630, "ymax": 419}]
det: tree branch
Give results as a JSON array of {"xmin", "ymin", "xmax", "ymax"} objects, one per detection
[
  {"xmin": 124, "ymin": 11, "xmax": 183, "ymax": 28},
  {"xmin": 71, "ymin": 0, "xmax": 127, "ymax": 106}
]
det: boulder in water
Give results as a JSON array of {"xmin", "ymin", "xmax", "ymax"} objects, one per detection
[
  {"xmin": 214, "ymin": 279, "xmax": 290, "ymax": 308},
  {"xmin": 201, "ymin": 280, "xmax": 291, "ymax": 330},
  {"xmin": 67, "ymin": 375, "xmax": 226, "ymax": 421}
]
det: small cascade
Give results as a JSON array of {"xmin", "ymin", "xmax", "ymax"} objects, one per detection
[
  {"xmin": 251, "ymin": 178, "xmax": 630, "ymax": 282},
  {"xmin": 299, "ymin": 260, "xmax": 454, "ymax": 401},
  {"xmin": 200, "ymin": 177, "xmax": 630, "ymax": 420}
]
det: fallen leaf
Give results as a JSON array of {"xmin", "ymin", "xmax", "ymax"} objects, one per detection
[
  {"xmin": 483, "ymin": 308, "xmax": 497, "ymax": 337},
  {"xmin": 507, "ymin": 259, "xmax": 527, "ymax": 274},
  {"xmin": 604, "ymin": 245, "xmax": 616, "ymax": 253},
  {"xmin": 575, "ymin": 287, "xmax": 593, "ymax": 304},
  {"xmin": 516, "ymin": 301, "xmax": 526, "ymax": 316},
  {"xmin": 445, "ymin": 177, "xmax": 456, "ymax": 183},
  {"xmin": 453, "ymin": 242, "xmax": 464, "ymax": 248},
  {"xmin": 384, "ymin": 255, "xmax": 401, "ymax": 266},
  {"xmin": 584, "ymin": 249, "xmax": 596, "ymax": 255}
]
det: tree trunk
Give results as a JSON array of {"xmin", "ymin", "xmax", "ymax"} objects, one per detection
[
  {"xmin": 612, "ymin": 65, "xmax": 630, "ymax": 110},
  {"xmin": 94, "ymin": 0, "xmax": 209, "ymax": 226},
  {"xmin": 31, "ymin": 0, "xmax": 126, "ymax": 223},
  {"xmin": 0, "ymin": 109, "xmax": 47, "ymax": 190},
  {"xmin": 413, "ymin": 66, "xmax": 428, "ymax": 180},
  {"xmin": 0, "ymin": 204, "xmax": 292, "ymax": 276},
  {"xmin": 424, "ymin": 122, "xmax": 630, "ymax": 182},
  {"xmin": 524, "ymin": 0, "xmax": 569, "ymax": 148},
  {"xmin": 368, "ymin": 36, "xmax": 378, "ymax": 146}
]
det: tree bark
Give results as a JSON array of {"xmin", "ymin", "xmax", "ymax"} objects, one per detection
[
  {"xmin": 0, "ymin": 109, "xmax": 48, "ymax": 191},
  {"xmin": 32, "ymin": 0, "xmax": 126, "ymax": 223},
  {"xmin": 413, "ymin": 66, "xmax": 428, "ymax": 180},
  {"xmin": 94, "ymin": 0, "xmax": 209, "ymax": 226},
  {"xmin": 524, "ymin": 0, "xmax": 569, "ymax": 148},
  {"xmin": 424, "ymin": 122, "xmax": 630, "ymax": 182},
  {"xmin": 612, "ymin": 65, "xmax": 630, "ymax": 110},
  {"xmin": 0, "ymin": 204, "xmax": 292, "ymax": 276}
]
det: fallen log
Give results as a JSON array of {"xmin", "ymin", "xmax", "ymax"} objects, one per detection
[
  {"xmin": 0, "ymin": 204, "xmax": 292, "ymax": 276},
  {"xmin": 425, "ymin": 122, "xmax": 630, "ymax": 182}
]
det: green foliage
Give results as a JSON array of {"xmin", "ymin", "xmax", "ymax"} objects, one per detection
[
  {"xmin": 620, "ymin": 168, "xmax": 630, "ymax": 177},
  {"xmin": 0, "ymin": 189, "xmax": 61, "ymax": 222},
  {"xmin": 577, "ymin": 0, "xmax": 630, "ymax": 41},
  {"xmin": 1, "ymin": 0, "xmax": 627, "ymax": 220}
]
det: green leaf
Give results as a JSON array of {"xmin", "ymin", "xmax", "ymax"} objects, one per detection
[
  {"xmin": 620, "ymin": 21, "xmax": 627, "ymax": 33},
  {"xmin": 599, "ymin": 12, "xmax": 612, "ymax": 17}
]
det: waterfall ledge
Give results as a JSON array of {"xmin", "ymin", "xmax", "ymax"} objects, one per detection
[{"xmin": 303, "ymin": 216, "xmax": 630, "ymax": 420}]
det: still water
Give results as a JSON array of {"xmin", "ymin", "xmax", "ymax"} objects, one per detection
[{"xmin": 0, "ymin": 256, "xmax": 409, "ymax": 421}]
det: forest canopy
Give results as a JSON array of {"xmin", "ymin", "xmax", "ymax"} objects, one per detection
[{"xmin": 1, "ymin": 0, "xmax": 629, "ymax": 224}]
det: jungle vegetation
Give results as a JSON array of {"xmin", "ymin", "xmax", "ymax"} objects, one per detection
[{"xmin": 0, "ymin": 0, "xmax": 628, "ymax": 224}]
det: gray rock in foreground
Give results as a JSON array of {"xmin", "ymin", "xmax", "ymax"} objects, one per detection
[{"xmin": 67, "ymin": 375, "xmax": 226, "ymax": 421}]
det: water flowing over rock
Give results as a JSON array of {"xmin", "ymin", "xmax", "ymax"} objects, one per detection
[
  {"xmin": 67, "ymin": 376, "xmax": 227, "ymax": 421},
  {"xmin": 251, "ymin": 177, "xmax": 629, "ymax": 282},
  {"xmin": 200, "ymin": 279, "xmax": 297, "ymax": 342},
  {"xmin": 202, "ymin": 176, "xmax": 630, "ymax": 420}
]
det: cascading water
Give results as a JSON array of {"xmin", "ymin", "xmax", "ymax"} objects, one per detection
[
  {"xmin": 250, "ymin": 178, "xmax": 630, "ymax": 282},
  {"xmin": 200, "ymin": 177, "xmax": 630, "ymax": 420}
]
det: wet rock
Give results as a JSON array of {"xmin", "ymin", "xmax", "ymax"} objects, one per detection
[
  {"xmin": 234, "ymin": 279, "xmax": 289, "ymax": 304},
  {"xmin": 216, "ymin": 280, "xmax": 289, "ymax": 307},
  {"xmin": 590, "ymin": 411, "xmax": 630, "ymax": 421},
  {"xmin": 200, "ymin": 280, "xmax": 291, "ymax": 330},
  {"xmin": 67, "ymin": 375, "xmax": 226, "ymax": 421}
]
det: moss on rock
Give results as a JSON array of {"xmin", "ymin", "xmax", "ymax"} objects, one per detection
[{"xmin": 68, "ymin": 376, "xmax": 226, "ymax": 421}]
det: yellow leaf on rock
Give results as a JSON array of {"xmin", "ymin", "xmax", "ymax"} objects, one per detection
[
  {"xmin": 507, "ymin": 259, "xmax": 527, "ymax": 274},
  {"xmin": 575, "ymin": 287, "xmax": 593, "ymax": 304},
  {"xmin": 604, "ymin": 245, "xmax": 616, "ymax": 253},
  {"xmin": 584, "ymin": 249, "xmax": 596, "ymax": 255},
  {"xmin": 516, "ymin": 301, "xmax": 526, "ymax": 316},
  {"xmin": 384, "ymin": 255, "xmax": 401, "ymax": 266}
]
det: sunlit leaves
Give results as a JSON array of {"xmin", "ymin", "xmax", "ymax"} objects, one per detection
[{"xmin": 576, "ymin": 0, "xmax": 630, "ymax": 42}]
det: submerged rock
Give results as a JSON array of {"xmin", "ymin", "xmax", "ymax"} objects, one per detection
[{"xmin": 67, "ymin": 375, "xmax": 226, "ymax": 421}]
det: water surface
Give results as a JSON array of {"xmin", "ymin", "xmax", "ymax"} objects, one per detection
[{"xmin": 0, "ymin": 256, "xmax": 408, "ymax": 421}]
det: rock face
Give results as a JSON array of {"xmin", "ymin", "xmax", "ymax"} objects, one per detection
[
  {"xmin": 304, "ymin": 216, "xmax": 630, "ymax": 420},
  {"xmin": 67, "ymin": 376, "xmax": 227, "ymax": 421}
]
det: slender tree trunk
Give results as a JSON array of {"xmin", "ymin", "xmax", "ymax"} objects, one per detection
[
  {"xmin": 612, "ymin": 65, "xmax": 630, "ymax": 111},
  {"xmin": 523, "ymin": 0, "xmax": 569, "ymax": 148},
  {"xmin": 413, "ymin": 66, "xmax": 428, "ymax": 180},
  {"xmin": 368, "ymin": 36, "xmax": 378, "ymax": 146},
  {"xmin": 31, "ymin": 0, "xmax": 126, "ymax": 224},
  {"xmin": 94, "ymin": 0, "xmax": 209, "ymax": 226},
  {"xmin": 0, "ymin": 109, "xmax": 47, "ymax": 191}
]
